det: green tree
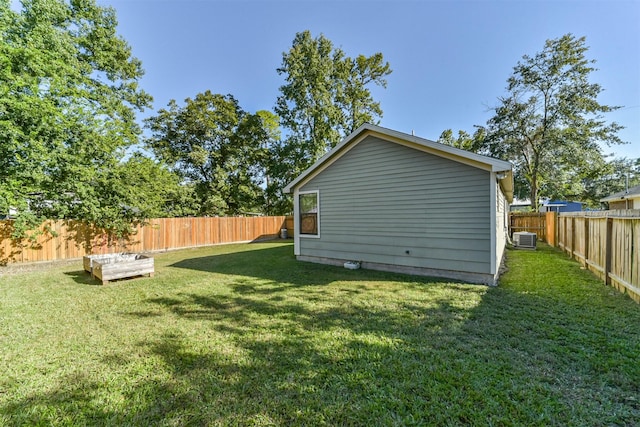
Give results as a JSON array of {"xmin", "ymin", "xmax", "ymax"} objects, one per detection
[
  {"xmin": 335, "ymin": 53, "xmax": 392, "ymax": 136},
  {"xmin": 145, "ymin": 91, "xmax": 269, "ymax": 216},
  {"xmin": 0, "ymin": 0, "xmax": 152, "ymax": 235},
  {"xmin": 273, "ymin": 31, "xmax": 391, "ymax": 213},
  {"xmin": 482, "ymin": 34, "xmax": 624, "ymax": 209},
  {"xmin": 437, "ymin": 128, "xmax": 485, "ymax": 152},
  {"xmin": 255, "ymin": 110, "xmax": 290, "ymax": 215},
  {"xmin": 116, "ymin": 154, "xmax": 200, "ymax": 218},
  {"xmin": 275, "ymin": 31, "xmax": 343, "ymax": 164},
  {"xmin": 583, "ymin": 157, "xmax": 640, "ymax": 207}
]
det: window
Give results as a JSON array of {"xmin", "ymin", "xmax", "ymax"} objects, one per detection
[{"xmin": 299, "ymin": 191, "xmax": 319, "ymax": 236}]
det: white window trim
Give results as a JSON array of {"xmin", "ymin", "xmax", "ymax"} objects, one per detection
[{"xmin": 298, "ymin": 190, "xmax": 320, "ymax": 239}]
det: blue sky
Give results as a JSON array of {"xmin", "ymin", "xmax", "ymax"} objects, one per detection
[{"xmin": 97, "ymin": 0, "xmax": 639, "ymax": 159}]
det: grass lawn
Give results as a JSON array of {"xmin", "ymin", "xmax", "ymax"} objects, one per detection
[{"xmin": 1, "ymin": 242, "xmax": 639, "ymax": 426}]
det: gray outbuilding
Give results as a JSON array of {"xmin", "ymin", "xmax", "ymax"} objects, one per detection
[{"xmin": 284, "ymin": 124, "xmax": 514, "ymax": 285}]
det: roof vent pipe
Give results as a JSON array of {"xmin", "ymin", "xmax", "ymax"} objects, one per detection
[{"xmin": 626, "ymin": 173, "xmax": 629, "ymax": 194}]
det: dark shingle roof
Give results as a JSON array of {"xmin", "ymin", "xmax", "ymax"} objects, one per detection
[{"xmin": 600, "ymin": 184, "xmax": 640, "ymax": 202}]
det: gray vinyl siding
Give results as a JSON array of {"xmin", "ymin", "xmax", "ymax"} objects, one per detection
[{"xmin": 299, "ymin": 136, "xmax": 492, "ymax": 274}]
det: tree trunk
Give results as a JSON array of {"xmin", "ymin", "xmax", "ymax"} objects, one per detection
[{"xmin": 530, "ymin": 175, "xmax": 538, "ymax": 212}]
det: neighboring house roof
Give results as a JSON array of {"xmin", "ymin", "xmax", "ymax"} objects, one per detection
[
  {"xmin": 284, "ymin": 123, "xmax": 514, "ymax": 202},
  {"xmin": 600, "ymin": 184, "xmax": 640, "ymax": 202},
  {"xmin": 543, "ymin": 200, "xmax": 582, "ymax": 207}
]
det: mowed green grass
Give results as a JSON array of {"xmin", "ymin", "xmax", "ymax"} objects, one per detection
[{"xmin": 1, "ymin": 241, "xmax": 639, "ymax": 426}]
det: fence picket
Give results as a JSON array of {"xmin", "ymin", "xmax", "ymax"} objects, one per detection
[
  {"xmin": 0, "ymin": 216, "xmax": 289, "ymax": 265},
  {"xmin": 508, "ymin": 211, "xmax": 639, "ymax": 303}
]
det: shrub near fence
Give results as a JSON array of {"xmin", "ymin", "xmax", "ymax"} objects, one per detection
[{"xmin": 0, "ymin": 216, "xmax": 289, "ymax": 265}]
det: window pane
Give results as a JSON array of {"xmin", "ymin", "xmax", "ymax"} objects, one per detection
[{"xmin": 299, "ymin": 193, "xmax": 318, "ymax": 235}]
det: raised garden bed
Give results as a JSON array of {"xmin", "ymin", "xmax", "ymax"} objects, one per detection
[{"xmin": 83, "ymin": 253, "xmax": 154, "ymax": 285}]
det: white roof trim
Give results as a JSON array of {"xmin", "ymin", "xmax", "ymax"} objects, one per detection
[{"xmin": 284, "ymin": 123, "xmax": 513, "ymax": 201}]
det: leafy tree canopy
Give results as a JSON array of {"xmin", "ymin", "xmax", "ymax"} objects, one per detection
[
  {"xmin": 115, "ymin": 153, "xmax": 200, "ymax": 218},
  {"xmin": 276, "ymin": 31, "xmax": 392, "ymax": 158},
  {"xmin": 480, "ymin": 34, "xmax": 624, "ymax": 209},
  {"xmin": 583, "ymin": 157, "xmax": 640, "ymax": 207},
  {"xmin": 1, "ymin": 0, "xmax": 153, "ymax": 236},
  {"xmin": 145, "ymin": 91, "xmax": 269, "ymax": 216},
  {"xmin": 271, "ymin": 30, "xmax": 392, "ymax": 213},
  {"xmin": 256, "ymin": 110, "xmax": 291, "ymax": 215},
  {"xmin": 437, "ymin": 128, "xmax": 485, "ymax": 152}
]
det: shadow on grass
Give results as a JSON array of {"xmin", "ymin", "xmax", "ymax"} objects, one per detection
[
  {"xmin": 452, "ymin": 245, "xmax": 640, "ymax": 424},
  {"xmin": 3, "ymin": 253, "xmax": 478, "ymax": 424},
  {"xmin": 63, "ymin": 270, "xmax": 101, "ymax": 286},
  {"xmin": 125, "ymin": 245, "xmax": 640, "ymax": 424},
  {"xmin": 63, "ymin": 270, "xmax": 147, "ymax": 286},
  {"xmin": 3, "ymin": 244, "xmax": 640, "ymax": 425},
  {"xmin": 168, "ymin": 242, "xmax": 449, "ymax": 289},
  {"xmin": 124, "ymin": 291, "xmax": 480, "ymax": 425}
]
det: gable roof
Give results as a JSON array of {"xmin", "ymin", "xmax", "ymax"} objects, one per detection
[
  {"xmin": 600, "ymin": 184, "xmax": 640, "ymax": 202},
  {"xmin": 284, "ymin": 123, "xmax": 514, "ymax": 202}
]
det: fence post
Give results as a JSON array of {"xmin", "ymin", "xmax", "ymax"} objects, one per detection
[
  {"xmin": 570, "ymin": 216, "xmax": 575, "ymax": 259},
  {"xmin": 554, "ymin": 212, "xmax": 559, "ymax": 247},
  {"xmin": 545, "ymin": 211, "xmax": 557, "ymax": 246},
  {"xmin": 605, "ymin": 217, "xmax": 613, "ymax": 286}
]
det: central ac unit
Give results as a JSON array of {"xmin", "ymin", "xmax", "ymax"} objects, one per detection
[{"xmin": 513, "ymin": 232, "xmax": 537, "ymax": 249}]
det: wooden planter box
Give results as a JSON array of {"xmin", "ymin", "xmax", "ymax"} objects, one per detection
[{"xmin": 83, "ymin": 253, "xmax": 154, "ymax": 285}]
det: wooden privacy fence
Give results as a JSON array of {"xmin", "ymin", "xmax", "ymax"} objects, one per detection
[
  {"xmin": 557, "ymin": 211, "xmax": 640, "ymax": 303},
  {"xmin": 509, "ymin": 212, "xmax": 547, "ymax": 242},
  {"xmin": 511, "ymin": 210, "xmax": 640, "ymax": 303},
  {"xmin": 0, "ymin": 216, "xmax": 289, "ymax": 265}
]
